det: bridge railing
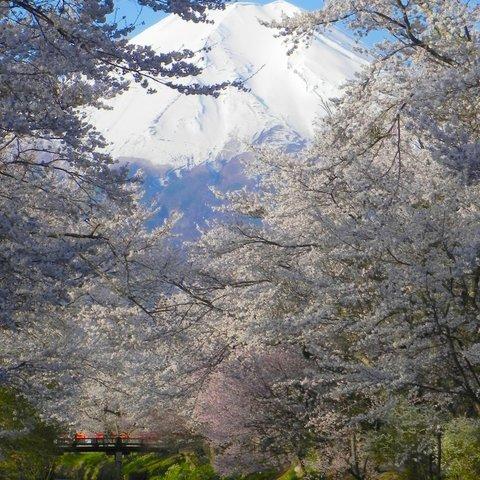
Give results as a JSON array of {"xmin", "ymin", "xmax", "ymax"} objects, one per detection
[
  {"xmin": 56, "ymin": 436, "xmax": 155, "ymax": 453},
  {"xmin": 55, "ymin": 434, "xmax": 205, "ymax": 455}
]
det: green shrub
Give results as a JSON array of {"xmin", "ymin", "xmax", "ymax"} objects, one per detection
[
  {"xmin": 365, "ymin": 401, "xmax": 440, "ymax": 480},
  {"xmin": 0, "ymin": 388, "xmax": 60, "ymax": 480},
  {"xmin": 442, "ymin": 417, "xmax": 480, "ymax": 480}
]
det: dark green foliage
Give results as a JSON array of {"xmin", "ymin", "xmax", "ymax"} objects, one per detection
[
  {"xmin": 0, "ymin": 388, "xmax": 60, "ymax": 480},
  {"xmin": 366, "ymin": 402, "xmax": 438, "ymax": 480}
]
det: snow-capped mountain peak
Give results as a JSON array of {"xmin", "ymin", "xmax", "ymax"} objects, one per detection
[{"xmin": 90, "ymin": 1, "xmax": 367, "ymax": 169}]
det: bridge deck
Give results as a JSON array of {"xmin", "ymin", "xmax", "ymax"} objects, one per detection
[
  {"xmin": 57, "ymin": 436, "xmax": 204, "ymax": 456},
  {"xmin": 57, "ymin": 438, "xmax": 157, "ymax": 454}
]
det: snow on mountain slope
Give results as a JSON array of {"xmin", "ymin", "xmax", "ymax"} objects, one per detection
[{"xmin": 91, "ymin": 0, "xmax": 367, "ymax": 169}]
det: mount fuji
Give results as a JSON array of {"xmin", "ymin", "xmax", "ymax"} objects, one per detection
[{"xmin": 90, "ymin": 0, "xmax": 367, "ymax": 234}]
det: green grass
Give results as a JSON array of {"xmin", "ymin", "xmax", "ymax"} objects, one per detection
[
  {"xmin": 54, "ymin": 452, "xmax": 285, "ymax": 480},
  {"xmin": 55, "ymin": 451, "xmax": 215, "ymax": 480},
  {"xmin": 54, "ymin": 452, "xmax": 113, "ymax": 480}
]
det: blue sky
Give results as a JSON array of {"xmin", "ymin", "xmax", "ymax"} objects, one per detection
[
  {"xmin": 114, "ymin": 0, "xmax": 386, "ymax": 48},
  {"xmin": 114, "ymin": 0, "xmax": 321, "ymax": 37}
]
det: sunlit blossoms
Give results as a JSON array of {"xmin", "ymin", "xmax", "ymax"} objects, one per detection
[
  {"xmin": 2, "ymin": 0, "xmax": 480, "ymax": 478},
  {"xmin": 168, "ymin": 0, "xmax": 480, "ymax": 474}
]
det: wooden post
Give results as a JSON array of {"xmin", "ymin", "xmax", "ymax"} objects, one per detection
[
  {"xmin": 436, "ymin": 426, "xmax": 442, "ymax": 480},
  {"xmin": 114, "ymin": 451, "xmax": 123, "ymax": 480}
]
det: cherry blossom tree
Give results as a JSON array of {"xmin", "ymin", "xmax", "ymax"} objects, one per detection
[
  {"xmin": 0, "ymin": 0, "xmax": 234, "ymax": 331},
  {"xmin": 0, "ymin": 0, "xmax": 237, "ymax": 420},
  {"xmin": 175, "ymin": 0, "xmax": 480, "ymax": 474},
  {"xmin": 195, "ymin": 347, "xmax": 314, "ymax": 475},
  {"xmin": 0, "ymin": 198, "xmax": 181, "ymax": 419}
]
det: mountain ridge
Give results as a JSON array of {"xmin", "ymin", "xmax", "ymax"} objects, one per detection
[{"xmin": 90, "ymin": 0, "xmax": 367, "ymax": 169}]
